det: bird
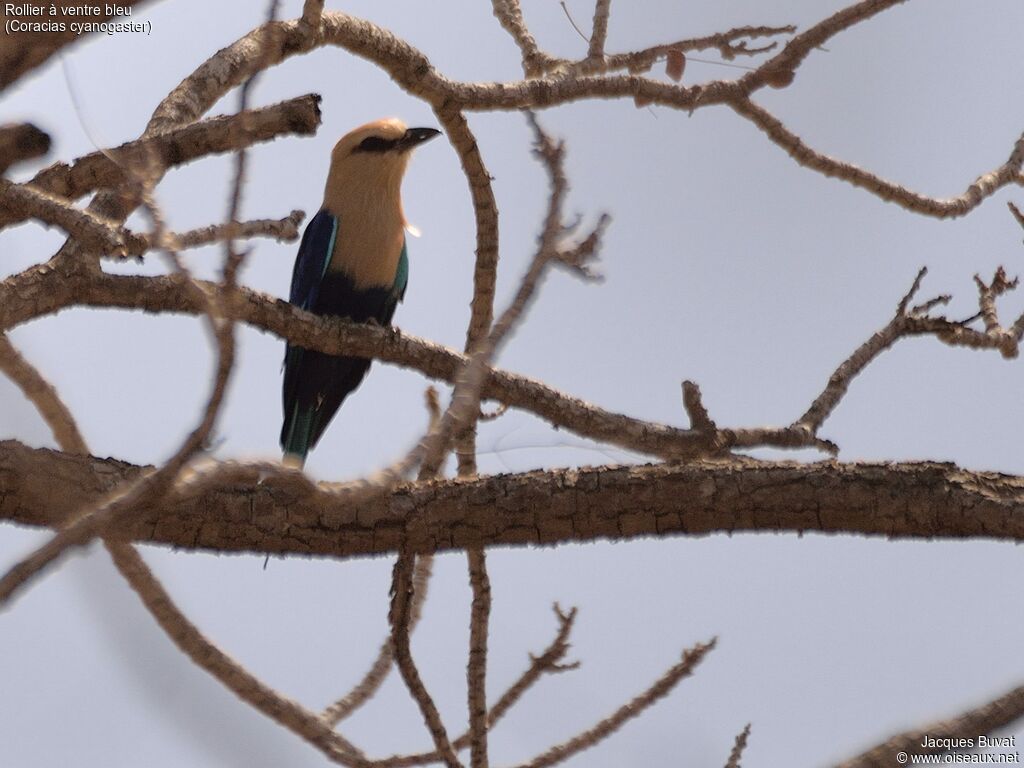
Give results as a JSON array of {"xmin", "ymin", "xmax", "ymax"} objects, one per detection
[{"xmin": 280, "ymin": 118, "xmax": 441, "ymax": 466}]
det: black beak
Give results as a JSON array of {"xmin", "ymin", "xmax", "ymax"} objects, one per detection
[{"xmin": 399, "ymin": 127, "xmax": 441, "ymax": 151}]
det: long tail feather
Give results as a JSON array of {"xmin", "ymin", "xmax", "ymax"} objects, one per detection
[{"xmin": 282, "ymin": 402, "xmax": 314, "ymax": 466}]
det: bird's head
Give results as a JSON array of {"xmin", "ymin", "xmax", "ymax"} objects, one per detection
[{"xmin": 325, "ymin": 118, "xmax": 441, "ymax": 204}]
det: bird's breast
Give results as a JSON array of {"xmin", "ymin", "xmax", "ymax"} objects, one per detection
[{"xmin": 328, "ymin": 208, "xmax": 405, "ymax": 291}]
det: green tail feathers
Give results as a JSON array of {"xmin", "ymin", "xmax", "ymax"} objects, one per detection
[{"xmin": 282, "ymin": 402, "xmax": 315, "ymax": 464}]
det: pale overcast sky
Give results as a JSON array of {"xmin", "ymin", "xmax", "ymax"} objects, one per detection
[{"xmin": 2, "ymin": 1, "xmax": 1024, "ymax": 765}]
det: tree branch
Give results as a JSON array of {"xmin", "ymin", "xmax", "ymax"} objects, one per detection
[
  {"xmin": 389, "ymin": 552, "xmax": 463, "ymax": 768},
  {"xmin": 466, "ymin": 549, "xmax": 491, "ymax": 768},
  {"xmin": 7, "ymin": 443, "xmax": 1024, "ymax": 558},
  {"xmin": 0, "ymin": 178, "xmax": 130, "ymax": 255},
  {"xmin": 0, "ymin": 122, "xmax": 50, "ymax": 174},
  {"xmin": 835, "ymin": 683, "xmax": 1024, "ymax": 768},
  {"xmin": 0, "ymin": 337, "xmax": 87, "ymax": 454},
  {"xmin": 511, "ymin": 639, "xmax": 715, "ymax": 768},
  {"xmin": 0, "ymin": 94, "xmax": 321, "ymax": 232},
  {"xmin": 106, "ymin": 540, "xmax": 366, "ymax": 766},
  {"xmin": 321, "ymin": 554, "xmax": 434, "ymax": 725},
  {"xmin": 731, "ymin": 98, "xmax": 1024, "ymax": 218},
  {"xmin": 376, "ymin": 604, "xmax": 580, "ymax": 768},
  {"xmin": 724, "ymin": 724, "xmax": 752, "ymax": 768}
]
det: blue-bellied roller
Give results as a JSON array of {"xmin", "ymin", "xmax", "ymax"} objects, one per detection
[{"xmin": 280, "ymin": 118, "xmax": 440, "ymax": 466}]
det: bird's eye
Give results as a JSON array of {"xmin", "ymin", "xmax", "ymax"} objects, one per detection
[{"xmin": 354, "ymin": 136, "xmax": 392, "ymax": 153}]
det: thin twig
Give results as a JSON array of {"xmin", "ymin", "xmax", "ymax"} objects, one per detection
[
  {"xmin": 586, "ymin": 0, "xmax": 612, "ymax": 61},
  {"xmin": 512, "ymin": 639, "xmax": 717, "ymax": 768},
  {"xmin": 390, "ymin": 552, "xmax": 463, "ymax": 768},
  {"xmin": 322, "ymin": 555, "xmax": 435, "ymax": 725},
  {"xmin": 373, "ymin": 604, "xmax": 579, "ymax": 768},
  {"xmin": 732, "ymin": 98, "xmax": 1024, "ymax": 219},
  {"xmin": 120, "ymin": 210, "xmax": 305, "ymax": 259},
  {"xmin": 467, "ymin": 549, "xmax": 491, "ymax": 768},
  {"xmin": 724, "ymin": 724, "xmax": 752, "ymax": 768},
  {"xmin": 106, "ymin": 541, "xmax": 365, "ymax": 766},
  {"xmin": 0, "ymin": 336, "xmax": 87, "ymax": 454}
]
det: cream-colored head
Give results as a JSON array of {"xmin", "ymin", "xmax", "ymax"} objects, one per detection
[
  {"xmin": 322, "ymin": 119, "xmax": 440, "ymax": 289},
  {"xmin": 323, "ymin": 118, "xmax": 440, "ymax": 215}
]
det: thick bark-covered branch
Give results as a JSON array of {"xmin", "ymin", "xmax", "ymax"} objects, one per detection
[
  {"xmin": 4, "ymin": 442, "xmax": 1024, "ymax": 559},
  {"xmin": 0, "ymin": 177, "xmax": 130, "ymax": 254},
  {"xmin": 0, "ymin": 95, "xmax": 321, "ymax": 232},
  {"xmin": 0, "ymin": 266, "xmax": 712, "ymax": 459}
]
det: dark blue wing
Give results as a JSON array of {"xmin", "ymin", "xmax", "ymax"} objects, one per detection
[
  {"xmin": 289, "ymin": 209, "xmax": 338, "ymax": 310},
  {"xmin": 280, "ymin": 229, "xmax": 409, "ymax": 459}
]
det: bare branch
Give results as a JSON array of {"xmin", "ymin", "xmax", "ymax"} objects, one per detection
[
  {"xmin": 512, "ymin": 639, "xmax": 716, "ymax": 768},
  {"xmin": 490, "ymin": 0, "xmax": 558, "ymax": 76},
  {"xmin": 0, "ymin": 263, "xmax": 354, "ymax": 768},
  {"xmin": 724, "ymin": 724, "xmax": 752, "ymax": 768},
  {"xmin": 118, "ymin": 211, "xmax": 305, "ymax": 260},
  {"xmin": 322, "ymin": 555, "xmax": 435, "ymax": 725},
  {"xmin": 376, "ymin": 604, "xmax": 579, "ymax": 768},
  {"xmin": 740, "ymin": 0, "xmax": 907, "ymax": 93},
  {"xmin": 0, "ymin": 336, "xmax": 87, "ymax": 455},
  {"xmin": 390, "ymin": 552, "xmax": 463, "ymax": 768},
  {"xmin": 682, "ymin": 380, "xmax": 717, "ymax": 435},
  {"xmin": 835, "ymin": 683, "xmax": 1024, "ymax": 768},
  {"xmin": 66, "ymin": 10, "xmax": 1012, "ymax": 228},
  {"xmin": 0, "ymin": 95, "xmax": 320, "ymax": 233},
  {"xmin": 0, "ymin": 123, "xmax": 50, "ymax": 174},
  {"xmin": 6, "ymin": 257, "xmax": 1021, "ymax": 465},
  {"xmin": 0, "ymin": 178, "xmax": 129, "ymax": 255},
  {"xmin": 1009, "ymin": 201, "xmax": 1024, "ymax": 231},
  {"xmin": 489, "ymin": 604, "xmax": 580, "ymax": 726},
  {"xmin": 766, "ymin": 267, "xmax": 1023, "ymax": 450},
  {"xmin": 586, "ymin": 0, "xmax": 612, "ymax": 61},
  {"xmin": 731, "ymin": 98, "xmax": 1024, "ymax": 218},
  {"xmin": 15, "ymin": 444, "xmax": 1024, "ymax": 558},
  {"xmin": 433, "ymin": 107, "xmax": 501, "ymax": 360},
  {"xmin": 467, "ymin": 549, "xmax": 491, "ymax": 768},
  {"xmin": 410, "ymin": 114, "xmax": 606, "ymax": 486},
  {"xmin": 601, "ymin": 26, "xmax": 794, "ymax": 76},
  {"xmin": 0, "ymin": 0, "xmax": 301, "ymax": 603},
  {"xmin": 301, "ymin": 0, "xmax": 324, "ymax": 32},
  {"xmin": 0, "ymin": 267, "xmax": 713, "ymax": 460},
  {"xmin": 105, "ymin": 541, "xmax": 365, "ymax": 766}
]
